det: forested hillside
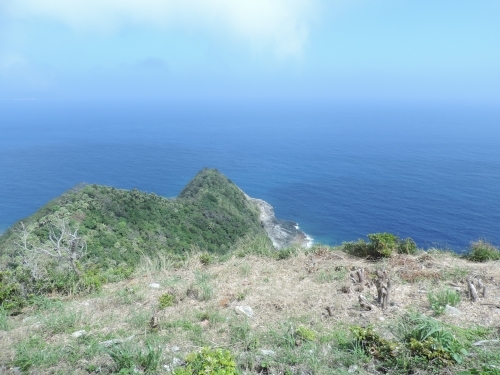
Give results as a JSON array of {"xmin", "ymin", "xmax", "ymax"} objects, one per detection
[{"xmin": 0, "ymin": 168, "xmax": 268, "ymax": 310}]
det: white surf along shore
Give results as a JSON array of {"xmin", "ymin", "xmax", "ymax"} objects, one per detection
[{"xmin": 246, "ymin": 195, "xmax": 313, "ymax": 250}]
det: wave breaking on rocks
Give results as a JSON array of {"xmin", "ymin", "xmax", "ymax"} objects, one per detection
[{"xmin": 247, "ymin": 196, "xmax": 313, "ymax": 250}]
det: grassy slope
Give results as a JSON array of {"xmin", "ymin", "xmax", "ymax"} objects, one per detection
[{"xmin": 1, "ymin": 246, "xmax": 499, "ymax": 375}]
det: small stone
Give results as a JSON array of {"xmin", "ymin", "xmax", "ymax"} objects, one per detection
[
  {"xmin": 71, "ymin": 330, "xmax": 86, "ymax": 338},
  {"xmin": 219, "ymin": 297, "xmax": 231, "ymax": 308},
  {"xmin": 235, "ymin": 305, "xmax": 254, "ymax": 318},
  {"xmin": 99, "ymin": 335, "xmax": 134, "ymax": 347},
  {"xmin": 378, "ymin": 316, "xmax": 385, "ymax": 321},
  {"xmin": 170, "ymin": 346, "xmax": 180, "ymax": 352},
  {"xmin": 164, "ymin": 358, "xmax": 184, "ymax": 373},
  {"xmin": 260, "ymin": 350, "xmax": 275, "ymax": 356},
  {"xmin": 149, "ymin": 283, "xmax": 160, "ymax": 289},
  {"xmin": 444, "ymin": 305, "xmax": 462, "ymax": 315},
  {"xmin": 348, "ymin": 364, "xmax": 359, "ymax": 373}
]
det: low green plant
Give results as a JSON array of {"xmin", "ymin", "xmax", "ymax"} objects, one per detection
[
  {"xmin": 295, "ymin": 326, "xmax": 317, "ymax": 342},
  {"xmin": 343, "ymin": 233, "xmax": 418, "ymax": 258},
  {"xmin": 350, "ymin": 326, "xmax": 398, "ymax": 359},
  {"xmin": 314, "ymin": 267, "xmax": 347, "ymax": 283},
  {"xmin": 158, "ymin": 293, "xmax": 176, "ymax": 309},
  {"xmin": 466, "ymin": 240, "xmax": 500, "ymax": 262},
  {"xmin": 274, "ymin": 247, "xmax": 298, "ymax": 260},
  {"xmin": 173, "ymin": 347, "xmax": 239, "ymax": 375},
  {"xmin": 14, "ymin": 336, "xmax": 63, "ymax": 371},
  {"xmin": 400, "ymin": 313, "xmax": 467, "ymax": 364},
  {"xmin": 230, "ymin": 320, "xmax": 259, "ymax": 350},
  {"xmin": 42, "ymin": 309, "xmax": 83, "ymax": 335},
  {"xmin": 428, "ymin": 288, "xmax": 461, "ymax": 315},
  {"xmin": 341, "ymin": 239, "xmax": 373, "ymax": 257},
  {"xmin": 199, "ymin": 253, "xmax": 213, "ymax": 266},
  {"xmin": 0, "ymin": 307, "xmax": 8, "ymax": 330},
  {"xmin": 398, "ymin": 237, "xmax": 418, "ymax": 254},
  {"xmin": 458, "ymin": 367, "xmax": 500, "ymax": 375},
  {"xmin": 194, "ymin": 271, "xmax": 213, "ymax": 301},
  {"xmin": 107, "ymin": 342, "xmax": 162, "ymax": 374},
  {"xmin": 368, "ymin": 232, "xmax": 399, "ymax": 257}
]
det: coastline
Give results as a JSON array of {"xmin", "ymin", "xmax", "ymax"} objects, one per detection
[{"xmin": 247, "ymin": 195, "xmax": 313, "ymax": 250}]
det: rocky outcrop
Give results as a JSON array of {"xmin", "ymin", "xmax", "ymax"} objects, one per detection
[{"xmin": 247, "ymin": 197, "xmax": 312, "ymax": 250}]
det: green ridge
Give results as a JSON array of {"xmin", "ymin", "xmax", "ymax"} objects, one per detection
[{"xmin": 0, "ymin": 168, "xmax": 269, "ymax": 309}]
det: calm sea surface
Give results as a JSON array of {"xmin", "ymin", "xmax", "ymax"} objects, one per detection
[{"xmin": 1, "ymin": 101, "xmax": 499, "ymax": 252}]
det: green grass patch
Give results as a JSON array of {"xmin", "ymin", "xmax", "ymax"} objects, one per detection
[
  {"xmin": 428, "ymin": 288, "xmax": 461, "ymax": 315},
  {"xmin": 466, "ymin": 240, "xmax": 500, "ymax": 262}
]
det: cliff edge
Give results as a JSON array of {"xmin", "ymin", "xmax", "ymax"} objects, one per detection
[{"xmin": 247, "ymin": 196, "xmax": 312, "ymax": 250}]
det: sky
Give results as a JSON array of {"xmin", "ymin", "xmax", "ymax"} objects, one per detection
[{"xmin": 1, "ymin": 1, "xmax": 499, "ymax": 105}]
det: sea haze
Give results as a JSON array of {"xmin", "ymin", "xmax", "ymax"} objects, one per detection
[{"xmin": 1, "ymin": 101, "xmax": 499, "ymax": 252}]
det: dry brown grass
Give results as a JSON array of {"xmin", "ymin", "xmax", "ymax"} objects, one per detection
[{"xmin": 1, "ymin": 249, "xmax": 500, "ymax": 373}]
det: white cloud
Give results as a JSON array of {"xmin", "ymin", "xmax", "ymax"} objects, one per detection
[{"xmin": 4, "ymin": 0, "xmax": 315, "ymax": 57}]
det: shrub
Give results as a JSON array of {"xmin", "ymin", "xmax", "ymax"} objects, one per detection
[
  {"xmin": 368, "ymin": 232, "xmax": 399, "ymax": 257},
  {"xmin": 428, "ymin": 288, "xmax": 461, "ymax": 315},
  {"xmin": 343, "ymin": 233, "xmax": 418, "ymax": 258},
  {"xmin": 341, "ymin": 239, "xmax": 373, "ymax": 257},
  {"xmin": 466, "ymin": 240, "xmax": 500, "ymax": 262},
  {"xmin": 398, "ymin": 237, "xmax": 418, "ymax": 255},
  {"xmin": 0, "ymin": 271, "xmax": 27, "ymax": 313},
  {"xmin": 174, "ymin": 347, "xmax": 239, "ymax": 375},
  {"xmin": 199, "ymin": 253, "xmax": 213, "ymax": 266}
]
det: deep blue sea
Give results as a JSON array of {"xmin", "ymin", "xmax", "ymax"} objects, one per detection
[{"xmin": 1, "ymin": 101, "xmax": 499, "ymax": 252}]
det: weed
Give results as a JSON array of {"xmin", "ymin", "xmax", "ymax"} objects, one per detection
[
  {"xmin": 399, "ymin": 313, "xmax": 467, "ymax": 364},
  {"xmin": 158, "ymin": 293, "xmax": 176, "ymax": 309},
  {"xmin": 42, "ymin": 308, "xmax": 83, "ymax": 335},
  {"xmin": 295, "ymin": 326, "xmax": 317, "ymax": 341},
  {"xmin": 107, "ymin": 341, "xmax": 162, "ymax": 374},
  {"xmin": 14, "ymin": 336, "xmax": 62, "ymax": 371},
  {"xmin": 239, "ymin": 262, "xmax": 251, "ymax": 277},
  {"xmin": 230, "ymin": 320, "xmax": 259, "ymax": 350},
  {"xmin": 466, "ymin": 240, "xmax": 500, "ymax": 262},
  {"xmin": 343, "ymin": 233, "xmax": 418, "ymax": 258},
  {"xmin": 459, "ymin": 368, "xmax": 500, "ymax": 375},
  {"xmin": 350, "ymin": 326, "xmax": 398, "ymax": 359},
  {"xmin": 194, "ymin": 271, "xmax": 213, "ymax": 301},
  {"xmin": 428, "ymin": 288, "xmax": 461, "ymax": 315},
  {"xmin": 0, "ymin": 307, "xmax": 8, "ymax": 330},
  {"xmin": 274, "ymin": 247, "xmax": 298, "ymax": 260},
  {"xmin": 314, "ymin": 267, "xmax": 347, "ymax": 283},
  {"xmin": 398, "ymin": 237, "xmax": 418, "ymax": 254},
  {"xmin": 199, "ymin": 253, "xmax": 213, "ymax": 266},
  {"xmin": 174, "ymin": 347, "xmax": 239, "ymax": 375}
]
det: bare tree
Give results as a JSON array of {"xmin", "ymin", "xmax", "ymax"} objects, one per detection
[{"xmin": 15, "ymin": 220, "xmax": 87, "ymax": 278}]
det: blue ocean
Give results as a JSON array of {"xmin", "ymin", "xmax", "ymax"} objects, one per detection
[{"xmin": 1, "ymin": 101, "xmax": 499, "ymax": 252}]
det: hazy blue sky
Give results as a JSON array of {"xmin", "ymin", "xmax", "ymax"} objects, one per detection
[{"xmin": 1, "ymin": 1, "xmax": 499, "ymax": 105}]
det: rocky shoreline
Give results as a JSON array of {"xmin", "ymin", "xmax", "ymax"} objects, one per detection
[{"xmin": 247, "ymin": 196, "xmax": 312, "ymax": 250}]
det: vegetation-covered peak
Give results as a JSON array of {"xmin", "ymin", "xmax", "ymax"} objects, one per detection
[{"xmin": 0, "ymin": 169, "xmax": 269, "ymax": 311}]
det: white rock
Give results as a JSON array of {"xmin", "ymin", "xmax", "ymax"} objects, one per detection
[
  {"xmin": 235, "ymin": 305, "xmax": 254, "ymax": 318},
  {"xmin": 71, "ymin": 330, "xmax": 86, "ymax": 338},
  {"xmin": 164, "ymin": 358, "xmax": 184, "ymax": 373},
  {"xmin": 149, "ymin": 283, "xmax": 161, "ymax": 289},
  {"xmin": 170, "ymin": 346, "xmax": 180, "ymax": 352},
  {"xmin": 348, "ymin": 364, "xmax": 359, "ymax": 373},
  {"xmin": 444, "ymin": 305, "xmax": 462, "ymax": 315},
  {"xmin": 260, "ymin": 350, "xmax": 275, "ymax": 356}
]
